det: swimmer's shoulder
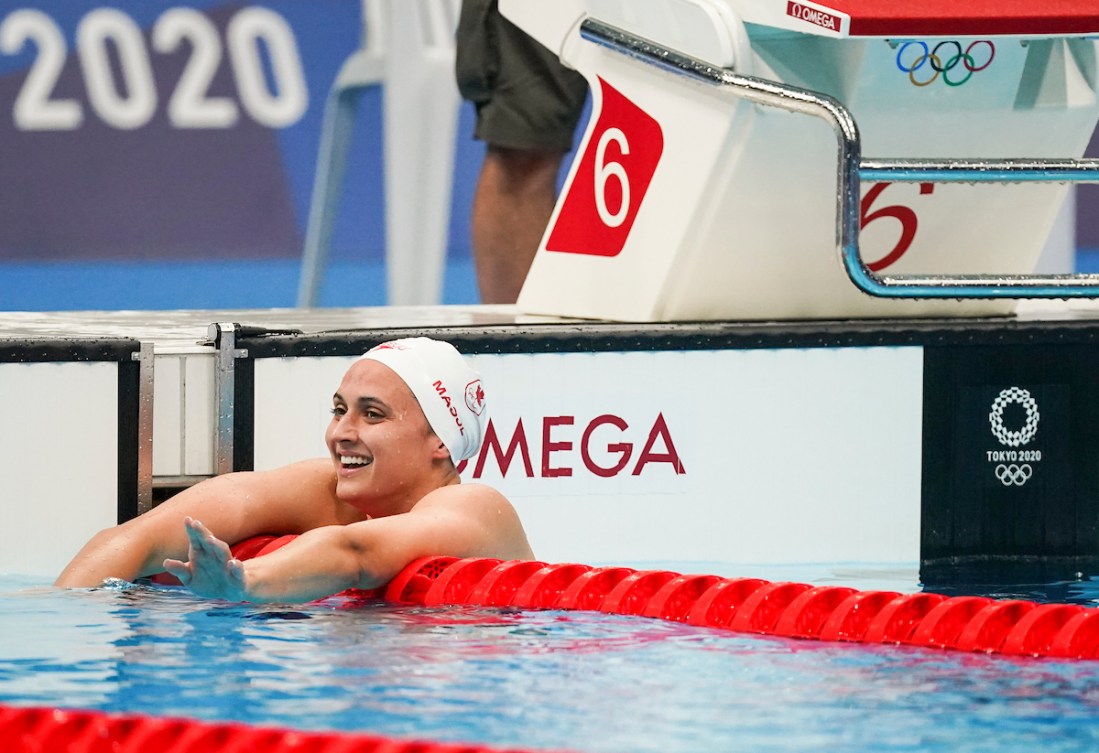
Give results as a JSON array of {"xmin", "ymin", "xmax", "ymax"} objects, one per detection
[
  {"xmin": 244, "ymin": 458, "xmax": 362, "ymax": 526},
  {"xmin": 412, "ymin": 482, "xmax": 533, "ymax": 559},
  {"xmin": 249, "ymin": 457, "xmax": 337, "ymax": 496},
  {"xmin": 418, "ymin": 480, "xmax": 511, "ymax": 509}
]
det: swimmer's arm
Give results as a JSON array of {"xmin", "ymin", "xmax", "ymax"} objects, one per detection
[
  {"xmin": 168, "ymin": 484, "xmax": 533, "ymax": 603},
  {"xmin": 54, "ymin": 459, "xmax": 343, "ymax": 587}
]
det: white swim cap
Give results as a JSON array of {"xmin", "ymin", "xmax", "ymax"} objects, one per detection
[{"xmin": 360, "ymin": 337, "xmax": 486, "ymax": 462}]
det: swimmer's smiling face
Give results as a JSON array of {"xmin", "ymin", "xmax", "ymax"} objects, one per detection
[{"xmin": 326, "ymin": 359, "xmax": 446, "ymax": 510}]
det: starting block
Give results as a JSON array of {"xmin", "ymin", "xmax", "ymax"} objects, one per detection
[{"xmin": 507, "ymin": 0, "xmax": 1099, "ymax": 321}]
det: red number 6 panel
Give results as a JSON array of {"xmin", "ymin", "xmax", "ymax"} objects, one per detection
[{"xmin": 546, "ymin": 77, "xmax": 664, "ymax": 258}]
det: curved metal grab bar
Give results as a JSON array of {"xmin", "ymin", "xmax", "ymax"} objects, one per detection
[{"xmin": 580, "ymin": 18, "xmax": 1099, "ymax": 299}]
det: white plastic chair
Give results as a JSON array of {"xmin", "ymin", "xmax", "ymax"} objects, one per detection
[{"xmin": 297, "ymin": 0, "xmax": 461, "ymax": 307}]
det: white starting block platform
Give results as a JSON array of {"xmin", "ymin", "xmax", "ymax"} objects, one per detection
[
  {"xmin": 7, "ymin": 302, "xmax": 1099, "ymax": 587},
  {"xmin": 508, "ymin": 0, "xmax": 1099, "ymax": 321}
]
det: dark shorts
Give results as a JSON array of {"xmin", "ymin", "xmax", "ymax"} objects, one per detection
[{"xmin": 455, "ymin": 0, "xmax": 589, "ymax": 152}]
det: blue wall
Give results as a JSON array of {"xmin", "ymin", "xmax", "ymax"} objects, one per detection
[{"xmin": 0, "ymin": 1, "xmax": 486, "ymax": 309}]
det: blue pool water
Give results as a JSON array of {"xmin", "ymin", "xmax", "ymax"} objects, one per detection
[{"xmin": 3, "ymin": 571, "xmax": 1099, "ymax": 753}]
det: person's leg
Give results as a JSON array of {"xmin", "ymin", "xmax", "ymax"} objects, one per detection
[
  {"xmin": 456, "ymin": 0, "xmax": 588, "ymax": 304},
  {"xmin": 470, "ymin": 146, "xmax": 566, "ymax": 304}
]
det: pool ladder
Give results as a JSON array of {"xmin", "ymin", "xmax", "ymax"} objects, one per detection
[{"xmin": 583, "ymin": 18, "xmax": 1099, "ymax": 300}]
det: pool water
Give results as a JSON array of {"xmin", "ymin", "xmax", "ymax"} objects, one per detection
[{"xmin": 3, "ymin": 572, "xmax": 1099, "ymax": 753}]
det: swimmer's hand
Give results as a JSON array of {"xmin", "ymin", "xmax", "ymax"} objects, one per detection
[{"xmin": 162, "ymin": 517, "xmax": 248, "ymax": 602}]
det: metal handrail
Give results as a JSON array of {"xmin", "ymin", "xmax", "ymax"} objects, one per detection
[{"xmin": 580, "ymin": 18, "xmax": 1099, "ymax": 299}]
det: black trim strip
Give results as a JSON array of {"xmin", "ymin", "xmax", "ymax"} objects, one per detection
[
  {"xmin": 238, "ymin": 317, "xmax": 1099, "ymax": 359},
  {"xmin": 0, "ymin": 338, "xmax": 141, "ymax": 363},
  {"xmin": 116, "ymin": 355, "xmax": 141, "ymax": 524},
  {"xmin": 233, "ymin": 355, "xmax": 255, "ymax": 472}
]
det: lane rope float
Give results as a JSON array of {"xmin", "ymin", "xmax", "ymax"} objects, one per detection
[
  {"xmin": 386, "ymin": 555, "xmax": 1099, "ymax": 660},
  {"xmin": 154, "ymin": 535, "xmax": 1099, "ymax": 659}
]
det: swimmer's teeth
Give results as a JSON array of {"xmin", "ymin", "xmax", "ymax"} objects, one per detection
[{"xmin": 341, "ymin": 456, "xmax": 370, "ymax": 466}]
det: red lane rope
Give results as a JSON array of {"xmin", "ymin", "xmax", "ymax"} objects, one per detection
[
  {"xmin": 0, "ymin": 705, "xmax": 574, "ymax": 753},
  {"xmin": 385, "ymin": 556, "xmax": 1099, "ymax": 660},
  {"xmin": 153, "ymin": 537, "xmax": 1099, "ymax": 658}
]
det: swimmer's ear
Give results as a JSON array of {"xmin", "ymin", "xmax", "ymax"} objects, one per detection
[{"xmin": 430, "ymin": 435, "xmax": 450, "ymax": 461}]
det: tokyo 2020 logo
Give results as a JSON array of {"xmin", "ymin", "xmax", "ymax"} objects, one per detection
[
  {"xmin": 986, "ymin": 387, "xmax": 1040, "ymax": 487},
  {"xmin": 989, "ymin": 387, "xmax": 1039, "ymax": 447}
]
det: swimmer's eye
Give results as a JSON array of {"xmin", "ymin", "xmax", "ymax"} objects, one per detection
[{"xmin": 331, "ymin": 405, "xmax": 384, "ymax": 420}]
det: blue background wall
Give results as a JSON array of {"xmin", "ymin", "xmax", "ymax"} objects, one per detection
[{"xmin": 0, "ymin": 0, "xmax": 490, "ymax": 309}]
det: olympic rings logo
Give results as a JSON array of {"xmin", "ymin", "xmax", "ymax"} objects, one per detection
[
  {"xmin": 895, "ymin": 40, "xmax": 995, "ymax": 87},
  {"xmin": 995, "ymin": 463, "xmax": 1033, "ymax": 487},
  {"xmin": 989, "ymin": 387, "xmax": 1039, "ymax": 447}
]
